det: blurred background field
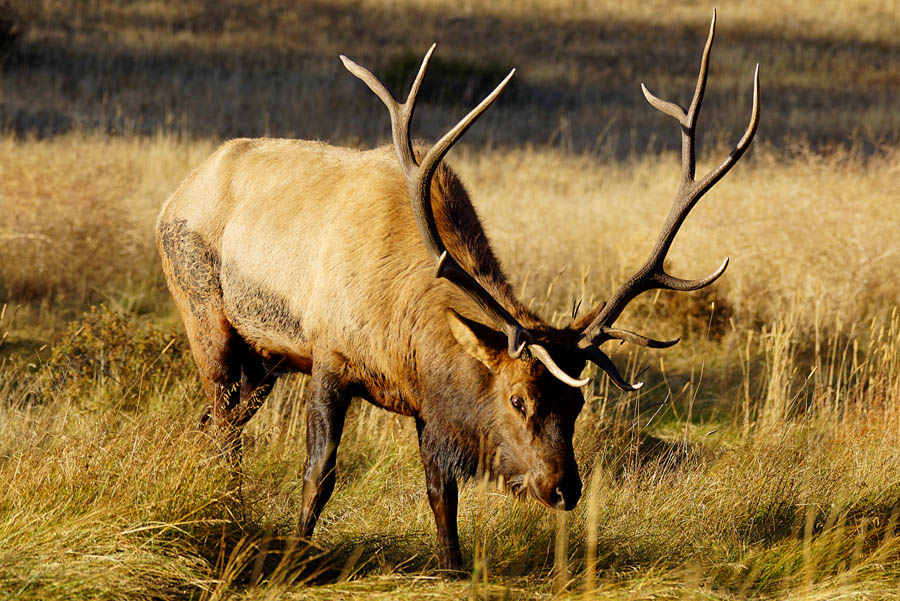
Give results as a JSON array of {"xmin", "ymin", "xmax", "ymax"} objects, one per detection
[
  {"xmin": 0, "ymin": 0, "xmax": 897, "ymax": 150},
  {"xmin": 0, "ymin": 1, "xmax": 899, "ymax": 600}
]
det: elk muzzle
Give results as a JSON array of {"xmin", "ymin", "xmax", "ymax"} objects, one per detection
[{"xmin": 529, "ymin": 470, "xmax": 582, "ymax": 511}]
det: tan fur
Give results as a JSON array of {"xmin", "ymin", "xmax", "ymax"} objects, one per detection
[{"xmin": 157, "ymin": 138, "xmax": 536, "ymax": 416}]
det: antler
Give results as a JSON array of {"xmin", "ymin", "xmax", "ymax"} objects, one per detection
[
  {"xmin": 341, "ymin": 46, "xmax": 588, "ymax": 388},
  {"xmin": 577, "ymin": 10, "xmax": 761, "ymax": 391}
]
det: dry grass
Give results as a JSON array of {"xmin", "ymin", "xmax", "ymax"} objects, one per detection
[
  {"xmin": 2, "ymin": 301, "xmax": 899, "ymax": 600},
  {"xmin": 0, "ymin": 134, "xmax": 213, "ymax": 309},
  {"xmin": 2, "ymin": 132, "xmax": 896, "ymax": 336},
  {"xmin": 1, "ymin": 132, "xmax": 899, "ymax": 600},
  {"xmin": 458, "ymin": 143, "xmax": 900, "ymax": 336}
]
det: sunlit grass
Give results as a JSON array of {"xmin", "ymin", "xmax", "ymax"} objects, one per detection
[
  {"xmin": 2, "ymin": 305, "xmax": 900, "ymax": 599},
  {"xmin": 1, "ymin": 128, "xmax": 899, "ymax": 599}
]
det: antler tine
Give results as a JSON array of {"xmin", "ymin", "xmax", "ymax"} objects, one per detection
[
  {"xmin": 682, "ymin": 8, "xmax": 717, "ymax": 183},
  {"xmin": 530, "ymin": 345, "xmax": 590, "ymax": 388},
  {"xmin": 577, "ymin": 11, "xmax": 760, "ymax": 388},
  {"xmin": 396, "ymin": 44, "xmax": 436, "ymax": 173},
  {"xmin": 409, "ymin": 68, "xmax": 515, "ymax": 269},
  {"xmin": 693, "ymin": 63, "xmax": 761, "ymax": 201},
  {"xmin": 344, "ymin": 48, "xmax": 583, "ymax": 386},
  {"xmin": 603, "ymin": 328, "xmax": 679, "ymax": 349},
  {"xmin": 639, "ymin": 8, "xmax": 715, "ymax": 184},
  {"xmin": 580, "ymin": 345, "xmax": 644, "ymax": 392},
  {"xmin": 415, "ymin": 69, "xmax": 515, "ymax": 212},
  {"xmin": 340, "ymin": 44, "xmax": 437, "ymax": 178},
  {"xmin": 343, "ymin": 48, "xmax": 517, "ymax": 328}
]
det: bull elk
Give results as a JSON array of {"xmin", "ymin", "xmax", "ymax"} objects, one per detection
[{"xmin": 156, "ymin": 12, "xmax": 759, "ymax": 573}]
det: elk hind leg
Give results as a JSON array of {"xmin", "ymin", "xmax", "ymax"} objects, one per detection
[
  {"xmin": 235, "ymin": 347, "xmax": 279, "ymax": 428},
  {"xmin": 199, "ymin": 338, "xmax": 278, "ymax": 435},
  {"xmin": 157, "ymin": 221, "xmax": 247, "ymax": 459},
  {"xmin": 184, "ymin": 311, "xmax": 247, "ymax": 460}
]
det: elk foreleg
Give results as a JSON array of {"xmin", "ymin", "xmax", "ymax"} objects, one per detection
[
  {"xmin": 416, "ymin": 419, "xmax": 464, "ymax": 574},
  {"xmin": 298, "ymin": 365, "xmax": 352, "ymax": 538}
]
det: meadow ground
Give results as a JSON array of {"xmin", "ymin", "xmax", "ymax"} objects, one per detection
[{"xmin": 1, "ymin": 1, "xmax": 899, "ymax": 599}]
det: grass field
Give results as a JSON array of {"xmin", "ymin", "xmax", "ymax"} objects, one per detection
[{"xmin": 1, "ymin": 1, "xmax": 899, "ymax": 599}]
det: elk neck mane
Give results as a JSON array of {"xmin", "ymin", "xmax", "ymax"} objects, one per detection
[{"xmin": 420, "ymin": 146, "xmax": 542, "ymax": 333}]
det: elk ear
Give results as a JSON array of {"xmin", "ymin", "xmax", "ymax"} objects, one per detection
[{"xmin": 446, "ymin": 308, "xmax": 504, "ymax": 371}]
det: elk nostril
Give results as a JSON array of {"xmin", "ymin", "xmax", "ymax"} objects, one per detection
[{"xmin": 553, "ymin": 486, "xmax": 565, "ymax": 509}]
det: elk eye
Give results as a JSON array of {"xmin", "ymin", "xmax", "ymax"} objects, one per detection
[{"xmin": 509, "ymin": 395, "xmax": 526, "ymax": 415}]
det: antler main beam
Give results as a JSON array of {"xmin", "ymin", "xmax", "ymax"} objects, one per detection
[
  {"xmin": 342, "ymin": 46, "xmax": 589, "ymax": 388},
  {"xmin": 577, "ymin": 10, "xmax": 761, "ymax": 390},
  {"xmin": 340, "ymin": 49, "xmax": 524, "ymax": 347}
]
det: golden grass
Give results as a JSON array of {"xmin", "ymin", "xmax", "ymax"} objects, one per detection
[
  {"xmin": 1, "ymin": 131, "xmax": 899, "ymax": 599},
  {"xmin": 2, "ymin": 304, "xmax": 900, "ymax": 600},
  {"xmin": 458, "ymin": 143, "xmax": 900, "ymax": 335},
  {"xmin": 0, "ymin": 134, "xmax": 213, "ymax": 308},
  {"xmin": 3, "ymin": 133, "xmax": 896, "ymax": 332}
]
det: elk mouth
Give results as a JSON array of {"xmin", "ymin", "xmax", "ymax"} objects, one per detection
[
  {"xmin": 528, "ymin": 482, "xmax": 569, "ymax": 510},
  {"xmin": 506, "ymin": 475, "xmax": 528, "ymax": 498},
  {"xmin": 506, "ymin": 475, "xmax": 571, "ymax": 510}
]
